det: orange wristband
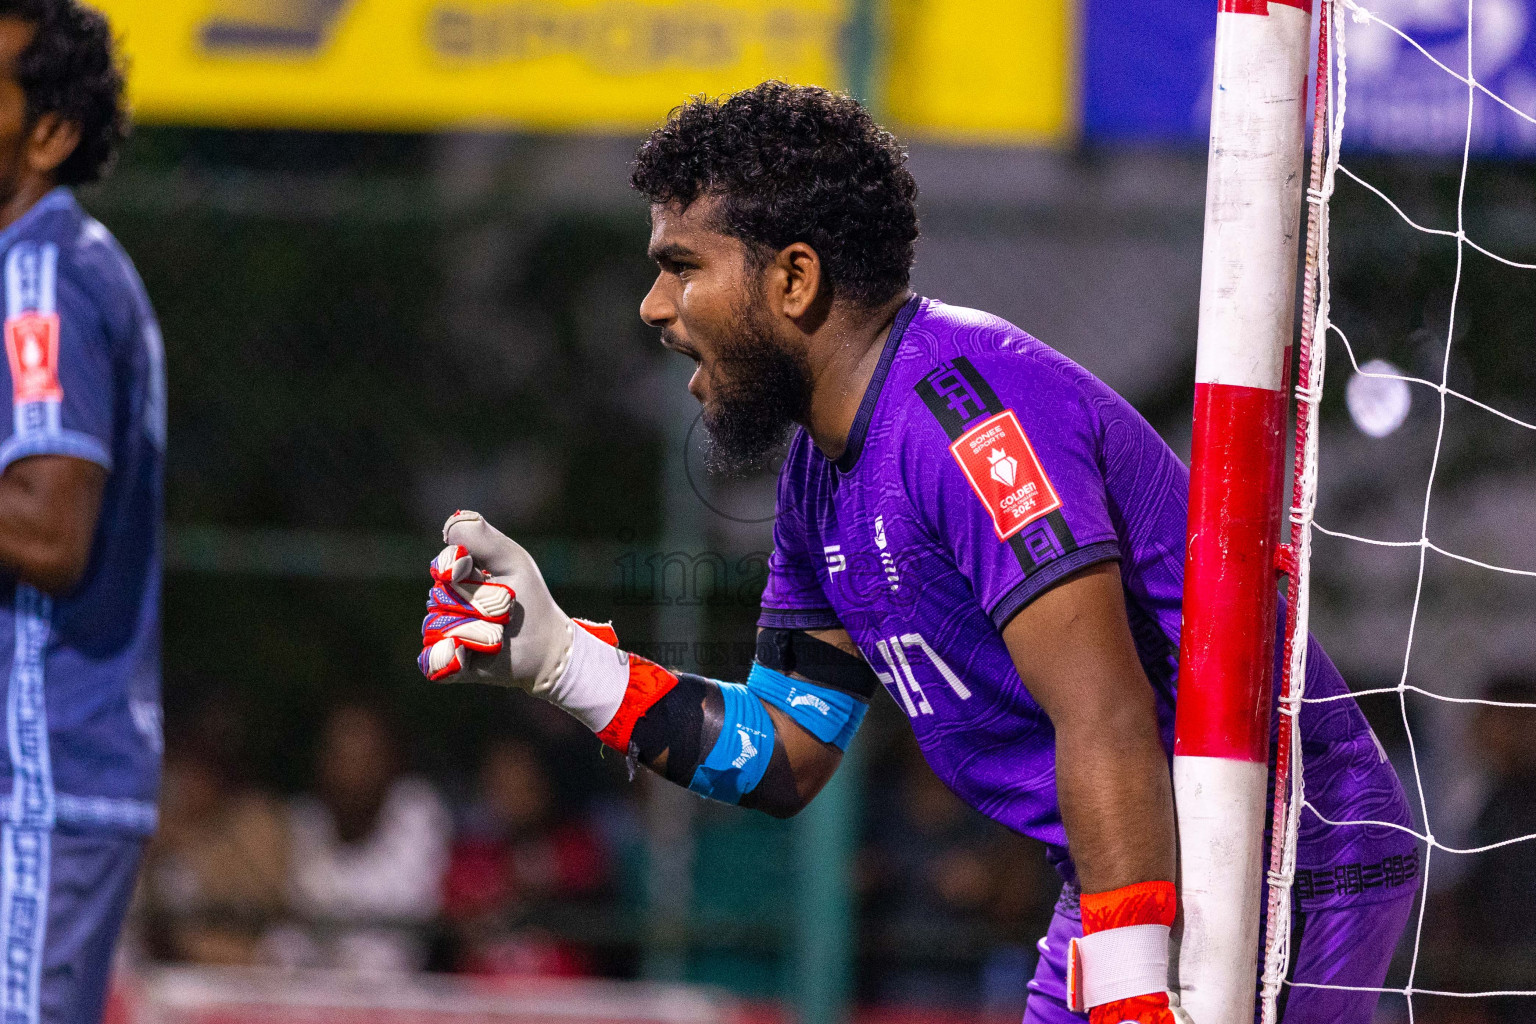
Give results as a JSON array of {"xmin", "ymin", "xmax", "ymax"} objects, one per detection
[
  {"xmin": 572, "ymin": 620, "xmax": 681, "ymax": 753},
  {"xmin": 1081, "ymin": 879, "xmax": 1178, "ymax": 933}
]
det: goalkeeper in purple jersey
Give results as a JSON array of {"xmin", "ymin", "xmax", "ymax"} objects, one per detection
[{"xmin": 419, "ymin": 83, "xmax": 1415, "ymax": 1024}]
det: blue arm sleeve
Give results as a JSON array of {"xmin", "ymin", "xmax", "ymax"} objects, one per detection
[
  {"xmin": 681, "ymin": 663, "xmax": 867, "ymax": 805},
  {"xmin": 746, "ymin": 663, "xmax": 867, "ymax": 751},
  {"xmin": 687, "ymin": 681, "xmax": 776, "ymax": 804}
]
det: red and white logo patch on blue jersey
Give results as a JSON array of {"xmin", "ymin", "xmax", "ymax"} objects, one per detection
[
  {"xmin": 950, "ymin": 410, "xmax": 1061, "ymax": 540},
  {"xmin": 4, "ymin": 311, "xmax": 61, "ymax": 403}
]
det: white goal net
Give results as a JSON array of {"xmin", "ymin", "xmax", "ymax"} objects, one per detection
[{"xmin": 1262, "ymin": 1, "xmax": 1536, "ymax": 1022}]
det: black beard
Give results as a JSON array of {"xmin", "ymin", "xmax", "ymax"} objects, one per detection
[{"xmin": 700, "ymin": 309, "xmax": 813, "ymax": 476}]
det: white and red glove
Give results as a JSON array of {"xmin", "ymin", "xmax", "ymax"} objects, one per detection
[
  {"xmin": 1067, "ymin": 880, "xmax": 1193, "ymax": 1024},
  {"xmin": 419, "ymin": 543, "xmax": 515, "ymax": 681},
  {"xmin": 418, "ymin": 511, "xmax": 678, "ymax": 751}
]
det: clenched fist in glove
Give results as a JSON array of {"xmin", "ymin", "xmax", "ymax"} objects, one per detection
[
  {"xmin": 418, "ymin": 511, "xmax": 679, "ymax": 748},
  {"xmin": 420, "ymin": 510, "xmax": 574, "ymax": 691}
]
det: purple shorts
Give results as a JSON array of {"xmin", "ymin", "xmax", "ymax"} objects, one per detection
[{"xmin": 1023, "ymin": 887, "xmax": 1414, "ymax": 1024}]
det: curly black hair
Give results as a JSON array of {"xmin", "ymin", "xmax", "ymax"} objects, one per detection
[
  {"xmin": 631, "ymin": 81, "xmax": 918, "ymax": 309},
  {"xmin": 0, "ymin": 0, "xmax": 127, "ymax": 186}
]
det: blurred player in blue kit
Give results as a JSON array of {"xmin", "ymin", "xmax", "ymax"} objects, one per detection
[{"xmin": 0, "ymin": 2, "xmax": 163, "ymax": 1021}]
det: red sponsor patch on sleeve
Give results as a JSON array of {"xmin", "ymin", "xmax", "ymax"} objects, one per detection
[
  {"xmin": 949, "ymin": 410, "xmax": 1062, "ymax": 540},
  {"xmin": 4, "ymin": 312, "xmax": 61, "ymax": 403}
]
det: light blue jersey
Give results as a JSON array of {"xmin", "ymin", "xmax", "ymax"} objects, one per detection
[{"xmin": 0, "ymin": 188, "xmax": 164, "ymax": 833}]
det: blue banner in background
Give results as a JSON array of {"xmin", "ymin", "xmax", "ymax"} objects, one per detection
[
  {"xmin": 1082, "ymin": 0, "xmax": 1536, "ymax": 153},
  {"xmin": 1083, "ymin": 0, "xmax": 1216, "ymax": 144},
  {"xmin": 1343, "ymin": 0, "xmax": 1536, "ymax": 152}
]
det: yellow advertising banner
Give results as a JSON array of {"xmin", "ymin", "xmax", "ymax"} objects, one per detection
[
  {"xmin": 93, "ymin": 0, "xmax": 850, "ymax": 131},
  {"xmin": 882, "ymin": 0, "xmax": 1074, "ymax": 145},
  {"xmin": 91, "ymin": 0, "xmax": 1073, "ymax": 141}
]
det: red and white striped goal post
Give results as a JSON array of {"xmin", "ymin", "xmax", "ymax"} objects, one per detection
[{"xmin": 1174, "ymin": 1, "xmax": 1315, "ymax": 1022}]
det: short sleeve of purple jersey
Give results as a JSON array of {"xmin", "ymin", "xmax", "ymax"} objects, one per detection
[
  {"xmin": 0, "ymin": 241, "xmax": 113, "ymax": 472},
  {"xmin": 759, "ymin": 431, "xmax": 840, "ymax": 631},
  {"xmin": 907, "ymin": 353, "xmax": 1121, "ymax": 629}
]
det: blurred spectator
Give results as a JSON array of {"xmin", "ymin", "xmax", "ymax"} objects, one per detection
[
  {"xmin": 861, "ymin": 740, "xmax": 1055, "ymax": 1012},
  {"xmin": 138, "ymin": 706, "xmax": 287, "ymax": 965},
  {"xmin": 1422, "ymin": 676, "xmax": 1536, "ymax": 1023},
  {"xmin": 443, "ymin": 736, "xmax": 609, "ymax": 976},
  {"xmin": 271, "ymin": 702, "xmax": 451, "ymax": 976}
]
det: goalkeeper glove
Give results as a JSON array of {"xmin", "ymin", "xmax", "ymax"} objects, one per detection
[
  {"xmin": 1067, "ymin": 880, "xmax": 1194, "ymax": 1024},
  {"xmin": 420, "ymin": 510, "xmax": 573, "ymax": 691},
  {"xmin": 418, "ymin": 511, "xmax": 678, "ymax": 749}
]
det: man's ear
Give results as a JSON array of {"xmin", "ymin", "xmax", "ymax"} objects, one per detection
[
  {"xmin": 25, "ymin": 113, "xmax": 81, "ymax": 179},
  {"xmin": 774, "ymin": 242, "xmax": 823, "ymax": 320}
]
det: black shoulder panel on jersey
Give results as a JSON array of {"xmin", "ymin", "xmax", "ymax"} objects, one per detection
[
  {"xmin": 756, "ymin": 627, "xmax": 876, "ymax": 701},
  {"xmin": 914, "ymin": 356, "xmax": 1003, "ymax": 436},
  {"xmin": 913, "ymin": 355, "xmax": 1081, "ymax": 577}
]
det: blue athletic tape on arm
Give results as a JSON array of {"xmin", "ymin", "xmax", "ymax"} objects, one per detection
[
  {"xmin": 688, "ymin": 681, "xmax": 775, "ymax": 804},
  {"xmin": 746, "ymin": 662, "xmax": 868, "ymax": 751}
]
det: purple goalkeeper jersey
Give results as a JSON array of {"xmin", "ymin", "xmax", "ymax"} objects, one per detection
[{"xmin": 760, "ymin": 296, "xmax": 1416, "ymax": 910}]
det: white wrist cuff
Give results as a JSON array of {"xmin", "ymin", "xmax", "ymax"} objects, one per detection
[
  {"xmin": 538, "ymin": 621, "xmax": 630, "ymax": 733},
  {"xmin": 1067, "ymin": 923, "xmax": 1171, "ymax": 1010}
]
